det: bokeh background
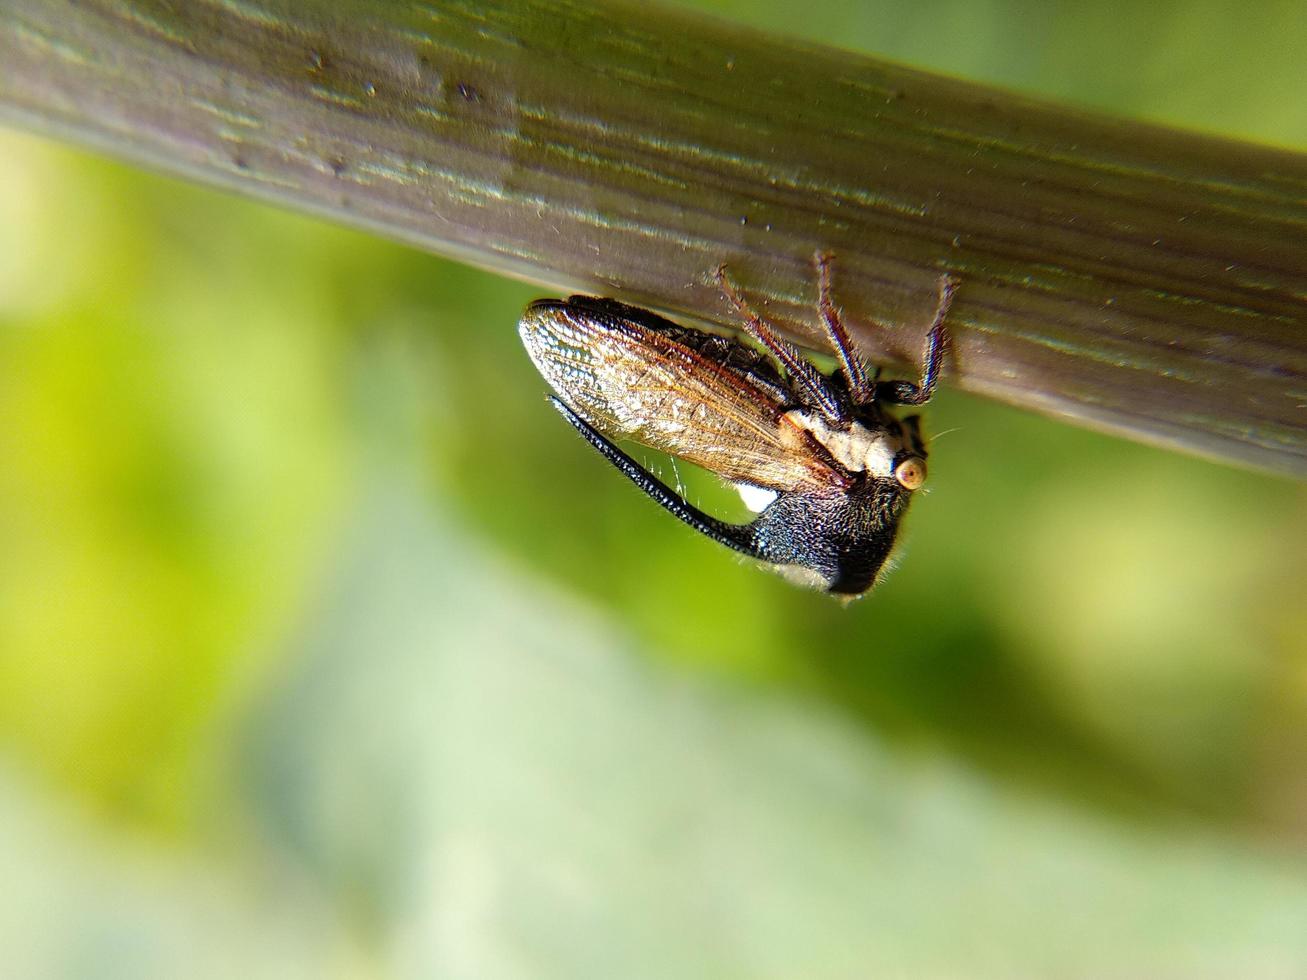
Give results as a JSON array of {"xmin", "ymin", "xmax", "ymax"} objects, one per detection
[{"xmin": 2, "ymin": 0, "xmax": 1306, "ymax": 976}]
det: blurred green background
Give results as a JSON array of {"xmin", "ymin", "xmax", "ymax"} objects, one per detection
[{"xmin": 2, "ymin": 0, "xmax": 1306, "ymax": 976}]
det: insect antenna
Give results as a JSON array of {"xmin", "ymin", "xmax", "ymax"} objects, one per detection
[
  {"xmin": 928, "ymin": 426, "xmax": 963, "ymax": 443},
  {"xmin": 714, "ymin": 264, "xmax": 848, "ymax": 423},
  {"xmin": 814, "ymin": 252, "xmax": 873, "ymax": 403}
]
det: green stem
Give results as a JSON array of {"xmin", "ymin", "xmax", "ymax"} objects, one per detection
[{"xmin": 3, "ymin": 0, "xmax": 1305, "ymax": 474}]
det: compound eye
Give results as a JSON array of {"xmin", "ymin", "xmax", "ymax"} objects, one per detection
[{"xmin": 893, "ymin": 456, "xmax": 927, "ymax": 490}]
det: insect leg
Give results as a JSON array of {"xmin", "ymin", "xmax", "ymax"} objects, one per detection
[
  {"xmin": 714, "ymin": 264, "xmax": 847, "ymax": 423},
  {"xmin": 814, "ymin": 252, "xmax": 873, "ymax": 402},
  {"xmin": 900, "ymin": 414, "xmax": 926, "ymax": 457},
  {"xmin": 548, "ymin": 396, "xmax": 767, "ymax": 560},
  {"xmin": 872, "ymin": 274, "xmax": 957, "ymax": 406}
]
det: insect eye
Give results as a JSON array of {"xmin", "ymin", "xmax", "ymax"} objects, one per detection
[{"xmin": 893, "ymin": 456, "xmax": 927, "ymax": 490}]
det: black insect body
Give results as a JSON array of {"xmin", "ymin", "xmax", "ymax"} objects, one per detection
[{"xmin": 519, "ymin": 255, "xmax": 955, "ymax": 596}]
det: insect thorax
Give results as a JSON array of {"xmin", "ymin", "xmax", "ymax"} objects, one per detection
[{"xmin": 784, "ymin": 406, "xmax": 914, "ymax": 479}]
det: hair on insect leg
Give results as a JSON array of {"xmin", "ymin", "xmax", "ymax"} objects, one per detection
[
  {"xmin": 872, "ymin": 273, "xmax": 957, "ymax": 407},
  {"xmin": 713, "ymin": 263, "xmax": 846, "ymax": 423},
  {"xmin": 916, "ymin": 273, "xmax": 958, "ymax": 397},
  {"xmin": 813, "ymin": 251, "xmax": 873, "ymax": 402}
]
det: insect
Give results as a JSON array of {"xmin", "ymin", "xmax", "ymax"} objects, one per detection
[{"xmin": 518, "ymin": 253, "xmax": 956, "ymax": 596}]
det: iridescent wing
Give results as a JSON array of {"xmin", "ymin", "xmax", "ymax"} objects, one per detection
[{"xmin": 519, "ymin": 297, "xmax": 848, "ymax": 493}]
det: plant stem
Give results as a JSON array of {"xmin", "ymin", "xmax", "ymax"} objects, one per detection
[{"xmin": 3, "ymin": 0, "xmax": 1305, "ymax": 475}]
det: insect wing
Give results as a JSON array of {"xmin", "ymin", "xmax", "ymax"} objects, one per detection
[{"xmin": 520, "ymin": 299, "xmax": 843, "ymax": 492}]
